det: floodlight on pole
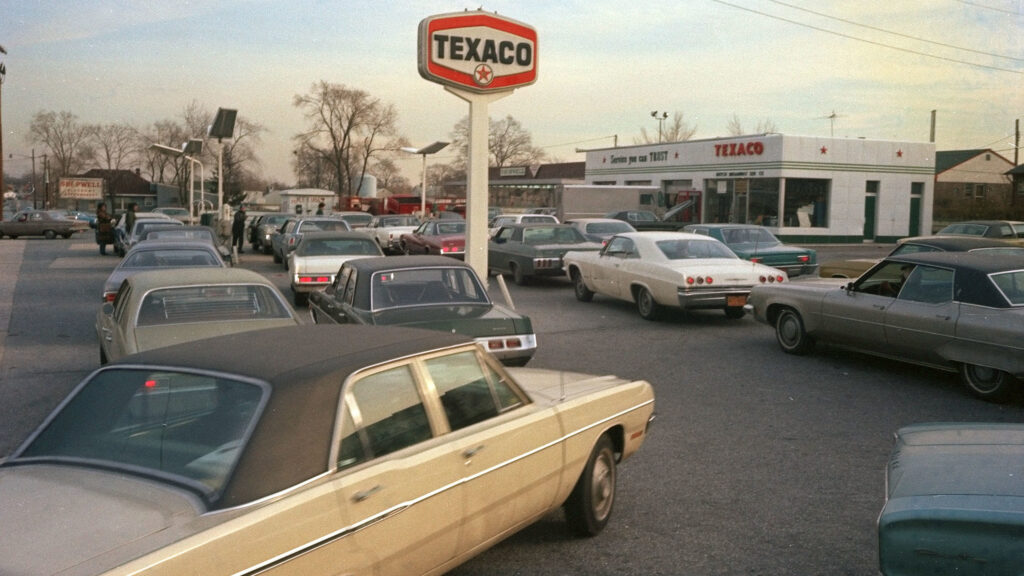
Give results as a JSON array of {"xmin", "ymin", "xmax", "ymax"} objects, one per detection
[
  {"xmin": 400, "ymin": 141, "xmax": 449, "ymax": 216},
  {"xmin": 208, "ymin": 108, "xmax": 237, "ymax": 213},
  {"xmin": 149, "ymin": 142, "xmax": 204, "ymax": 225}
]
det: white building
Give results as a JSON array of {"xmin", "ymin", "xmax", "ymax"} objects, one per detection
[
  {"xmin": 263, "ymin": 188, "xmax": 337, "ymax": 216},
  {"xmin": 583, "ymin": 134, "xmax": 935, "ymax": 243}
]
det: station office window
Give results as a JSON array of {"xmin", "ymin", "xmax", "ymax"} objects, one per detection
[{"xmin": 783, "ymin": 178, "xmax": 829, "ymax": 228}]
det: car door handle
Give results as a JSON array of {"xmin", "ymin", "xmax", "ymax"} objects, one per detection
[
  {"xmin": 352, "ymin": 485, "xmax": 383, "ymax": 502},
  {"xmin": 462, "ymin": 445, "xmax": 485, "ymax": 459},
  {"xmin": 935, "ymin": 314, "xmax": 951, "ymax": 321},
  {"xmin": 872, "ymin": 304, "xmax": 887, "ymax": 310}
]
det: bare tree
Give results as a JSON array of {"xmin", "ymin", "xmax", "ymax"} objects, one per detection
[
  {"xmin": 212, "ymin": 116, "xmax": 265, "ymax": 206},
  {"xmin": 292, "ymin": 81, "xmax": 404, "ymax": 197},
  {"xmin": 727, "ymin": 114, "xmax": 779, "ymax": 136},
  {"xmin": 88, "ymin": 122, "xmax": 138, "ymax": 170},
  {"xmin": 635, "ymin": 111, "xmax": 698, "ymax": 144},
  {"xmin": 27, "ymin": 110, "xmax": 92, "ymax": 179},
  {"xmin": 369, "ymin": 157, "xmax": 411, "ymax": 193},
  {"xmin": 142, "ymin": 118, "xmax": 192, "ymax": 205},
  {"xmin": 448, "ymin": 114, "xmax": 546, "ymax": 170},
  {"xmin": 292, "ymin": 142, "xmax": 337, "ymax": 191}
]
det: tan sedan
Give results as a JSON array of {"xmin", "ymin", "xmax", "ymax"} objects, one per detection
[{"xmin": 0, "ymin": 325, "xmax": 655, "ymax": 575}]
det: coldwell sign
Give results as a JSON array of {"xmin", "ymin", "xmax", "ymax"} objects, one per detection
[{"xmin": 418, "ymin": 11, "xmax": 538, "ymax": 93}]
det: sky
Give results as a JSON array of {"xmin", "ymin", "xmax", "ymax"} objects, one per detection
[{"xmin": 1, "ymin": 0, "xmax": 1021, "ymax": 186}]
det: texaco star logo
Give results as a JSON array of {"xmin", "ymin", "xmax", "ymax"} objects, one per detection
[{"xmin": 474, "ymin": 64, "xmax": 494, "ymax": 86}]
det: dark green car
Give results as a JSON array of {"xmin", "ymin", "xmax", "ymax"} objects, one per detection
[
  {"xmin": 683, "ymin": 223, "xmax": 817, "ymax": 277},
  {"xmin": 308, "ymin": 255, "xmax": 536, "ymax": 366}
]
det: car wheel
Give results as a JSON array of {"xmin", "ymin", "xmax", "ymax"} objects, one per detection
[
  {"xmin": 565, "ymin": 433, "xmax": 616, "ymax": 537},
  {"xmin": 775, "ymin": 308, "xmax": 814, "ymax": 354},
  {"xmin": 511, "ymin": 263, "xmax": 528, "ymax": 286},
  {"xmin": 293, "ymin": 290, "xmax": 308, "ymax": 307},
  {"xmin": 61, "ymin": 232, "xmax": 73, "ymax": 239},
  {"xmin": 724, "ymin": 306, "xmax": 745, "ymax": 319},
  {"xmin": 635, "ymin": 287, "xmax": 659, "ymax": 320},
  {"xmin": 961, "ymin": 364, "xmax": 1014, "ymax": 403},
  {"xmin": 572, "ymin": 269, "xmax": 594, "ymax": 302},
  {"xmin": 273, "ymin": 250, "xmax": 281, "ymax": 264},
  {"xmin": 44, "ymin": 229, "xmax": 57, "ymax": 240}
]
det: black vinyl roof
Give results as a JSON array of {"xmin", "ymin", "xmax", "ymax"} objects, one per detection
[{"xmin": 113, "ymin": 325, "xmax": 473, "ymax": 508}]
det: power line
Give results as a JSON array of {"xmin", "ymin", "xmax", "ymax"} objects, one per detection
[
  {"xmin": 710, "ymin": 0, "xmax": 1023, "ymax": 75},
  {"xmin": 956, "ymin": 0, "xmax": 1023, "ymax": 16},
  {"xmin": 768, "ymin": 0, "xmax": 1023, "ymax": 62}
]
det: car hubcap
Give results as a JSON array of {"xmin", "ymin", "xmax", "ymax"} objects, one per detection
[
  {"xmin": 968, "ymin": 366, "xmax": 1000, "ymax": 391},
  {"xmin": 592, "ymin": 451, "xmax": 614, "ymax": 521}
]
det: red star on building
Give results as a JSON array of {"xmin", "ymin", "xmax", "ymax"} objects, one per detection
[
  {"xmin": 896, "ymin": 149, "xmax": 903, "ymax": 158},
  {"xmin": 820, "ymin": 146, "xmax": 828, "ymax": 155}
]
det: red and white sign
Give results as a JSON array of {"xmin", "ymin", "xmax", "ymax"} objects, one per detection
[{"xmin": 418, "ymin": 11, "xmax": 538, "ymax": 93}]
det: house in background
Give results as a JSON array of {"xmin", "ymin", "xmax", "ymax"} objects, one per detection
[{"xmin": 933, "ymin": 149, "xmax": 1015, "ymax": 223}]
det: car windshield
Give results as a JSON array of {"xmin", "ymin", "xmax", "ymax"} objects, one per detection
[
  {"xmin": 721, "ymin": 227, "xmax": 780, "ymax": 245},
  {"xmin": 133, "ymin": 221, "xmax": 183, "ymax": 238},
  {"xmin": 586, "ymin": 221, "xmax": 633, "ymax": 234},
  {"xmin": 297, "ymin": 237, "xmax": 380, "ymax": 256},
  {"xmin": 158, "ymin": 208, "xmax": 189, "ymax": 216},
  {"xmin": 340, "ymin": 213, "xmax": 373, "ymax": 225},
  {"xmin": 16, "ymin": 368, "xmax": 265, "ymax": 500},
  {"xmin": 300, "ymin": 220, "xmax": 350, "ymax": 232},
  {"xmin": 143, "ymin": 229, "xmax": 215, "ymax": 242},
  {"xmin": 657, "ymin": 239, "xmax": 738, "ymax": 260},
  {"xmin": 435, "ymin": 221, "xmax": 466, "ymax": 235},
  {"xmin": 123, "ymin": 249, "xmax": 221, "ymax": 268},
  {"xmin": 261, "ymin": 215, "xmax": 289, "ymax": 227},
  {"xmin": 380, "ymin": 216, "xmax": 419, "ymax": 227},
  {"xmin": 990, "ymin": 270, "xmax": 1024, "ymax": 306},
  {"xmin": 371, "ymin": 267, "xmax": 490, "ymax": 309},
  {"xmin": 938, "ymin": 223, "xmax": 988, "ymax": 236},
  {"xmin": 136, "ymin": 284, "xmax": 293, "ymax": 326},
  {"xmin": 522, "ymin": 226, "xmax": 585, "ymax": 245}
]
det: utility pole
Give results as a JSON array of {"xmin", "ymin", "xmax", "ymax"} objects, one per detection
[{"xmin": 0, "ymin": 44, "xmax": 7, "ymax": 221}]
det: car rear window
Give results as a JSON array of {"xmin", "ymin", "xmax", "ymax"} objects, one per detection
[
  {"xmin": 123, "ymin": 249, "xmax": 220, "ymax": 268},
  {"xmin": 297, "ymin": 238, "xmax": 379, "ymax": 256},
  {"xmin": 17, "ymin": 368, "xmax": 266, "ymax": 498},
  {"xmin": 990, "ymin": 270, "xmax": 1024, "ymax": 306},
  {"xmin": 137, "ymin": 285, "xmax": 293, "ymax": 325}
]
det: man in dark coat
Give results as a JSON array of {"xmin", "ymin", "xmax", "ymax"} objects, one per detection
[
  {"xmin": 232, "ymin": 205, "xmax": 247, "ymax": 253},
  {"xmin": 95, "ymin": 202, "xmax": 115, "ymax": 255}
]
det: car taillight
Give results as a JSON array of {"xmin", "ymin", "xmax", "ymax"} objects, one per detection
[
  {"xmin": 685, "ymin": 276, "xmax": 713, "ymax": 285},
  {"xmin": 750, "ymin": 257, "xmax": 763, "ymax": 263},
  {"xmin": 104, "ymin": 292, "xmax": 117, "ymax": 302},
  {"xmin": 797, "ymin": 255, "xmax": 809, "ymax": 263},
  {"xmin": 759, "ymin": 275, "xmax": 786, "ymax": 283},
  {"xmin": 299, "ymin": 275, "xmax": 331, "ymax": 284},
  {"xmin": 488, "ymin": 337, "xmax": 523, "ymax": 350}
]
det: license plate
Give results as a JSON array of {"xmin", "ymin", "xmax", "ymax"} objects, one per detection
[{"xmin": 727, "ymin": 295, "xmax": 747, "ymax": 307}]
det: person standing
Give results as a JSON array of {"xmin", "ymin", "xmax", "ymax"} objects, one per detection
[
  {"xmin": 316, "ymin": 202, "xmax": 325, "ymax": 215},
  {"xmin": 95, "ymin": 202, "xmax": 114, "ymax": 255},
  {"xmin": 232, "ymin": 205, "xmax": 247, "ymax": 253}
]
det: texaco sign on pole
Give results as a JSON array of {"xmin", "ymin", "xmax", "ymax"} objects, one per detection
[{"xmin": 417, "ymin": 11, "xmax": 537, "ymax": 283}]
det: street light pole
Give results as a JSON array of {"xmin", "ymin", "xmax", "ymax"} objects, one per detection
[
  {"xmin": 650, "ymin": 110, "xmax": 668, "ymax": 143},
  {"xmin": 0, "ymin": 44, "xmax": 7, "ymax": 221},
  {"xmin": 400, "ymin": 141, "xmax": 449, "ymax": 217}
]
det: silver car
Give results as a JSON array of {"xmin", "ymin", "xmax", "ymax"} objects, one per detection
[{"xmin": 745, "ymin": 251, "xmax": 1024, "ymax": 402}]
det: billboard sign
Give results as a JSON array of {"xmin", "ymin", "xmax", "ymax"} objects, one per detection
[
  {"xmin": 418, "ymin": 11, "xmax": 537, "ymax": 93},
  {"xmin": 59, "ymin": 178, "xmax": 104, "ymax": 200}
]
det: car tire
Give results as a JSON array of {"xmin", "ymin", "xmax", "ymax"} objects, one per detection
[
  {"xmin": 61, "ymin": 232, "xmax": 73, "ymax": 239},
  {"xmin": 635, "ymin": 287, "xmax": 659, "ymax": 320},
  {"xmin": 44, "ymin": 229, "xmax": 57, "ymax": 240},
  {"xmin": 572, "ymin": 269, "xmax": 594, "ymax": 302},
  {"xmin": 273, "ymin": 250, "xmax": 281, "ymax": 264},
  {"xmin": 961, "ymin": 364, "xmax": 1014, "ymax": 403},
  {"xmin": 724, "ymin": 306, "xmax": 745, "ymax": 319},
  {"xmin": 99, "ymin": 346, "xmax": 108, "ymax": 365},
  {"xmin": 511, "ymin": 263, "xmax": 528, "ymax": 286},
  {"xmin": 775, "ymin": 308, "xmax": 814, "ymax": 354},
  {"xmin": 565, "ymin": 433, "xmax": 616, "ymax": 537},
  {"xmin": 293, "ymin": 290, "xmax": 307, "ymax": 307}
]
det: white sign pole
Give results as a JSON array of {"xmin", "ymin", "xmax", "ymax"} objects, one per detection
[{"xmin": 446, "ymin": 87, "xmax": 509, "ymax": 283}]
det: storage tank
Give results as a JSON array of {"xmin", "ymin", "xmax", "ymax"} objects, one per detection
[{"xmin": 353, "ymin": 175, "xmax": 377, "ymax": 198}]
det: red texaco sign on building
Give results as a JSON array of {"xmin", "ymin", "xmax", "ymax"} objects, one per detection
[{"xmin": 418, "ymin": 11, "xmax": 538, "ymax": 93}]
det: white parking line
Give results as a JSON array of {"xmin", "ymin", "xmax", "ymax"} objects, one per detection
[{"xmin": 0, "ymin": 242, "xmax": 26, "ymax": 371}]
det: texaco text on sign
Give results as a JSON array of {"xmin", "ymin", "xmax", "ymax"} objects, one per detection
[{"xmin": 418, "ymin": 11, "xmax": 538, "ymax": 93}]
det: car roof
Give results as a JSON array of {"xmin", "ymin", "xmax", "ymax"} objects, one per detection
[
  {"xmin": 127, "ymin": 240, "xmax": 221, "ymax": 253},
  {"xmin": 297, "ymin": 230, "xmax": 375, "ymax": 241},
  {"xmin": 345, "ymin": 254, "xmax": 473, "ymax": 274},
  {"xmin": 885, "ymin": 250, "xmax": 1024, "ymax": 274},
  {"xmin": 111, "ymin": 325, "xmax": 472, "ymax": 507},
  {"xmin": 614, "ymin": 231, "xmax": 713, "ymax": 242},
  {"xmin": 899, "ymin": 235, "xmax": 1015, "ymax": 251},
  {"xmin": 123, "ymin": 267, "xmax": 274, "ymax": 292},
  {"xmin": 685, "ymin": 223, "xmax": 764, "ymax": 230}
]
